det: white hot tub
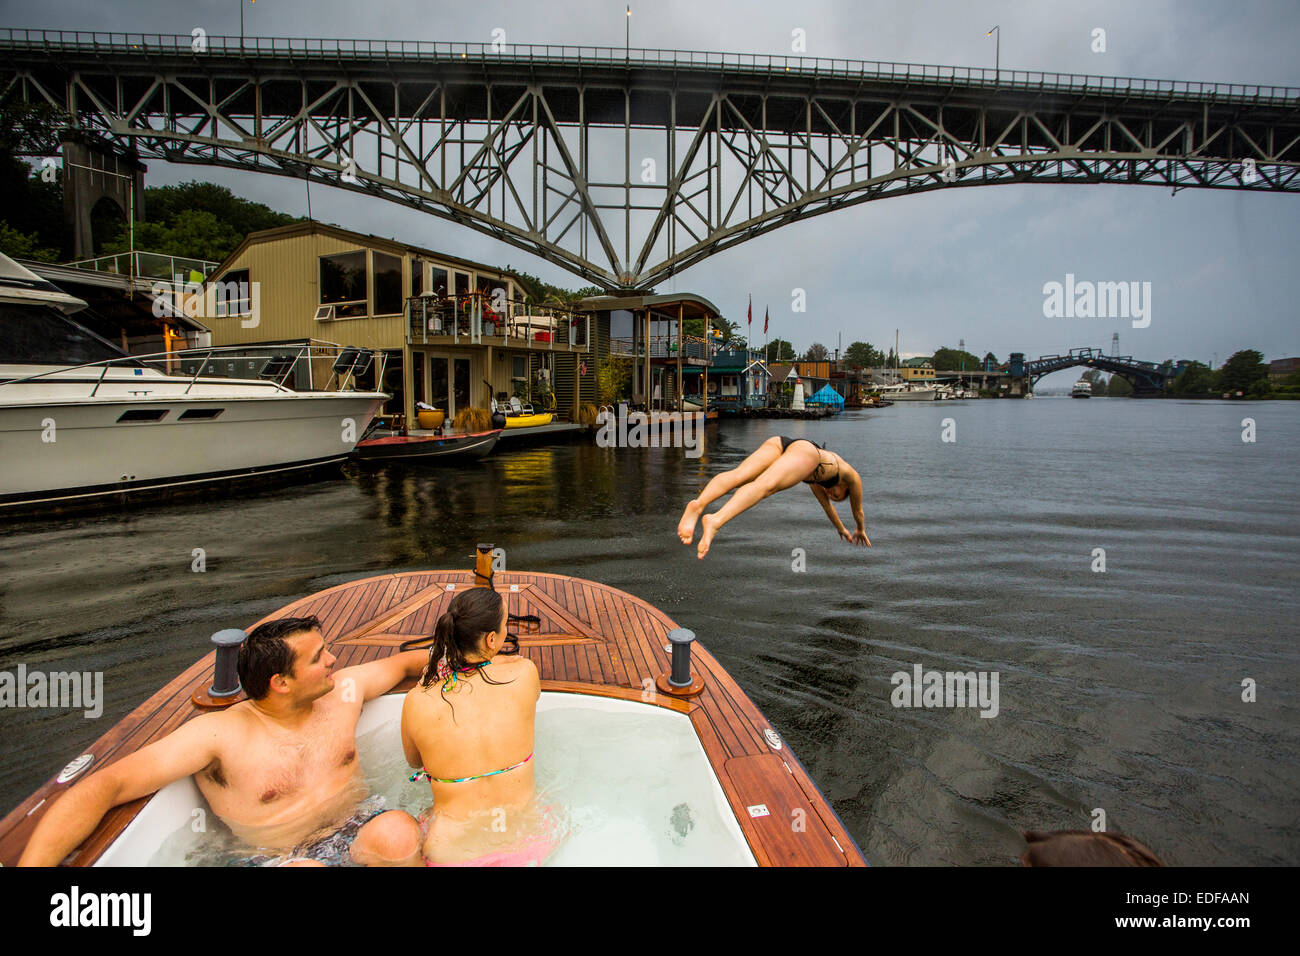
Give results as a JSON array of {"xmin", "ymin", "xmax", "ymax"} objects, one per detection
[{"xmin": 95, "ymin": 691, "xmax": 756, "ymax": 866}]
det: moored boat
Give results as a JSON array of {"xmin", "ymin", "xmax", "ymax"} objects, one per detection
[
  {"xmin": 503, "ymin": 412, "xmax": 554, "ymax": 428},
  {"xmin": 0, "ymin": 253, "xmax": 387, "ymax": 512},
  {"xmin": 352, "ymin": 429, "xmax": 502, "ymax": 462},
  {"xmin": 0, "ymin": 548, "xmax": 866, "ymax": 867},
  {"xmin": 878, "ymin": 383, "xmax": 938, "ymax": 401}
]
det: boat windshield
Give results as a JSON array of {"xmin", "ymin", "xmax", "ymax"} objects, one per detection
[{"xmin": 0, "ymin": 302, "xmax": 128, "ymax": 367}]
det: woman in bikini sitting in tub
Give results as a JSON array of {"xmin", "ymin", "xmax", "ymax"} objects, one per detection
[
  {"xmin": 677, "ymin": 434, "xmax": 871, "ymax": 559},
  {"xmin": 401, "ymin": 587, "xmax": 558, "ymax": 866}
]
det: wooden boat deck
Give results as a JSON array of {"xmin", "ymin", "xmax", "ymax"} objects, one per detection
[{"xmin": 0, "ymin": 570, "xmax": 865, "ymax": 866}]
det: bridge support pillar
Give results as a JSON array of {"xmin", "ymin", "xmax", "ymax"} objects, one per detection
[{"xmin": 61, "ymin": 131, "xmax": 146, "ymax": 259}]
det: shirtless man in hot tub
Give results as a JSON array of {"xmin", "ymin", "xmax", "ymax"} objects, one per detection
[{"xmin": 19, "ymin": 616, "xmax": 428, "ymax": 867}]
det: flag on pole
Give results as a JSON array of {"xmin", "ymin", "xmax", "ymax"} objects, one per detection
[
  {"xmin": 763, "ymin": 306, "xmax": 769, "ymax": 334},
  {"xmin": 747, "ymin": 294, "xmax": 752, "ymax": 328}
]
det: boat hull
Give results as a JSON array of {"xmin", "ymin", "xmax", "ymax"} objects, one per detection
[
  {"xmin": 352, "ymin": 429, "xmax": 502, "ymax": 462},
  {"xmin": 0, "ymin": 392, "xmax": 386, "ymax": 509},
  {"xmin": 503, "ymin": 412, "xmax": 554, "ymax": 428},
  {"xmin": 882, "ymin": 389, "xmax": 937, "ymax": 401}
]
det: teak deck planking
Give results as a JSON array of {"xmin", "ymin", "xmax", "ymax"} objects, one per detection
[{"xmin": 0, "ymin": 570, "xmax": 866, "ymax": 867}]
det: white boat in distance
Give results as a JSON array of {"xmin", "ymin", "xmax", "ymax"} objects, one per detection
[
  {"xmin": 1071, "ymin": 379, "xmax": 1093, "ymax": 398},
  {"xmin": 0, "ymin": 254, "xmax": 387, "ymax": 511},
  {"xmin": 878, "ymin": 383, "xmax": 938, "ymax": 401}
]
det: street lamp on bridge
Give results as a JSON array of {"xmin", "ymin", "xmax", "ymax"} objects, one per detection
[{"xmin": 987, "ymin": 25, "xmax": 1000, "ymax": 83}]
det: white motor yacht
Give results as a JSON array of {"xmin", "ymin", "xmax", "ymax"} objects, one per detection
[
  {"xmin": 1071, "ymin": 378, "xmax": 1093, "ymax": 398},
  {"xmin": 0, "ymin": 254, "xmax": 387, "ymax": 511},
  {"xmin": 878, "ymin": 383, "xmax": 938, "ymax": 401}
]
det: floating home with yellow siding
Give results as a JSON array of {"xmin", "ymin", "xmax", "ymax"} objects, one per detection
[{"xmin": 202, "ymin": 221, "xmax": 605, "ymax": 427}]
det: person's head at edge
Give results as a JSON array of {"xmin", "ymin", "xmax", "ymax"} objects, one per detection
[{"xmin": 1020, "ymin": 830, "xmax": 1164, "ymax": 866}]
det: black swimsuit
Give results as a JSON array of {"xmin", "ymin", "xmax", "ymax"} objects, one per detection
[{"xmin": 778, "ymin": 435, "xmax": 841, "ymax": 489}]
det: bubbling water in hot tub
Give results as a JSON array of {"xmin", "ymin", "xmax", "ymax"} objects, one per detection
[{"xmin": 148, "ymin": 693, "xmax": 754, "ymax": 866}]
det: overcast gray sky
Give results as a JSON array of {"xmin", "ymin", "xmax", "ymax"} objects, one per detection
[{"xmin": 5, "ymin": 0, "xmax": 1298, "ymax": 385}]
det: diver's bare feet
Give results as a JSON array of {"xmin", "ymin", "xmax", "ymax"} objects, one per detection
[
  {"xmin": 677, "ymin": 499, "xmax": 703, "ymax": 544},
  {"xmin": 697, "ymin": 514, "xmax": 719, "ymax": 559}
]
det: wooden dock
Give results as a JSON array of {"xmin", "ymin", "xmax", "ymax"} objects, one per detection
[{"xmin": 0, "ymin": 569, "xmax": 865, "ymax": 867}]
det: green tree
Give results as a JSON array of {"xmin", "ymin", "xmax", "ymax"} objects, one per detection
[
  {"xmin": 1082, "ymin": 368, "xmax": 1107, "ymax": 397},
  {"xmin": 0, "ymin": 103, "xmax": 69, "ymax": 258},
  {"xmin": 1219, "ymin": 350, "xmax": 1268, "ymax": 394},
  {"xmin": 103, "ymin": 209, "xmax": 242, "ymax": 262},
  {"xmin": 983, "ymin": 351, "xmax": 999, "ymax": 368},
  {"xmin": 805, "ymin": 342, "xmax": 829, "ymax": 361},
  {"xmin": 597, "ymin": 354, "xmax": 633, "ymax": 405},
  {"xmin": 100, "ymin": 181, "xmax": 301, "ymax": 262},
  {"xmin": 0, "ymin": 221, "xmax": 60, "ymax": 261},
  {"xmin": 1107, "ymin": 373, "xmax": 1134, "ymax": 397},
  {"xmin": 1169, "ymin": 360, "xmax": 1215, "ymax": 396},
  {"xmin": 765, "ymin": 339, "xmax": 796, "ymax": 362},
  {"xmin": 932, "ymin": 346, "xmax": 982, "ymax": 371},
  {"xmin": 843, "ymin": 341, "xmax": 885, "ymax": 367}
]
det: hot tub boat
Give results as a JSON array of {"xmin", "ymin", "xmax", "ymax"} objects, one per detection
[{"xmin": 0, "ymin": 548, "xmax": 865, "ymax": 867}]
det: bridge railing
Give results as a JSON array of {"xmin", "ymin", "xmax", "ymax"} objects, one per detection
[{"xmin": 3, "ymin": 29, "xmax": 1297, "ymax": 106}]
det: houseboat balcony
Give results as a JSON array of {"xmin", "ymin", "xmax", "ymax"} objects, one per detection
[
  {"xmin": 609, "ymin": 335, "xmax": 713, "ymax": 362},
  {"xmin": 407, "ymin": 294, "xmax": 591, "ymax": 352}
]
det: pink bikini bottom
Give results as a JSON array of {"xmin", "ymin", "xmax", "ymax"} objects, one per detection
[{"xmin": 423, "ymin": 828, "xmax": 560, "ymax": 867}]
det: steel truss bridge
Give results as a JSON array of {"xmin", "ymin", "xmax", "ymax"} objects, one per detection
[
  {"xmin": 3, "ymin": 29, "xmax": 1299, "ymax": 290},
  {"xmin": 1026, "ymin": 347, "xmax": 1176, "ymax": 395}
]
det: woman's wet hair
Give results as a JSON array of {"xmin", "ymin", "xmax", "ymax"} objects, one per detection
[
  {"xmin": 238, "ymin": 615, "xmax": 322, "ymax": 700},
  {"xmin": 419, "ymin": 588, "xmax": 512, "ymax": 716}
]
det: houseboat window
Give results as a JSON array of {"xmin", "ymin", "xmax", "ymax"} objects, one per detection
[
  {"xmin": 411, "ymin": 351, "xmax": 426, "ymax": 405},
  {"xmin": 412, "ymin": 258, "xmax": 425, "ymax": 297},
  {"xmin": 429, "ymin": 267, "xmax": 448, "ymax": 299},
  {"xmin": 454, "ymin": 358, "xmax": 471, "ymax": 413},
  {"xmin": 428, "ymin": 356, "xmax": 449, "ymax": 410},
  {"xmin": 512, "ymin": 356, "xmax": 526, "ymax": 379},
  {"xmin": 212, "ymin": 269, "xmax": 251, "ymax": 317},
  {"xmin": 373, "ymin": 251, "xmax": 403, "ymax": 316},
  {"xmin": 320, "ymin": 251, "xmax": 368, "ymax": 318}
]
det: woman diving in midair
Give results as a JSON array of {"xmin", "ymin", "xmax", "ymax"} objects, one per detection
[{"xmin": 677, "ymin": 435, "xmax": 871, "ymax": 559}]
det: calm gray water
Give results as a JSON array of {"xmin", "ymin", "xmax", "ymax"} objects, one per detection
[{"xmin": 2, "ymin": 398, "xmax": 1297, "ymax": 865}]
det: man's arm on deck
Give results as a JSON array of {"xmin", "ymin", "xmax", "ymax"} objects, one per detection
[
  {"xmin": 346, "ymin": 649, "xmax": 431, "ymax": 702},
  {"xmin": 18, "ymin": 713, "xmax": 224, "ymax": 866}
]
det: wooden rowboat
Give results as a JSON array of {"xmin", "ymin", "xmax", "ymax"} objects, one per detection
[
  {"xmin": 351, "ymin": 429, "xmax": 502, "ymax": 462},
  {"xmin": 0, "ymin": 549, "xmax": 866, "ymax": 867}
]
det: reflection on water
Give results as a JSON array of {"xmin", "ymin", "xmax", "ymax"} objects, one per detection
[{"xmin": 4, "ymin": 400, "xmax": 1299, "ymax": 865}]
